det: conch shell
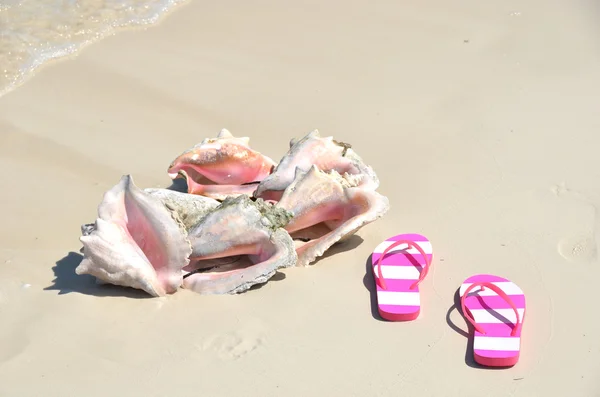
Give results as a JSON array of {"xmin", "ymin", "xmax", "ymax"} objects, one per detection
[
  {"xmin": 182, "ymin": 195, "xmax": 298, "ymax": 294},
  {"xmin": 144, "ymin": 187, "xmax": 220, "ymax": 230},
  {"xmin": 254, "ymin": 129, "xmax": 380, "ymax": 201},
  {"xmin": 76, "ymin": 127, "xmax": 390, "ymax": 298},
  {"xmin": 167, "ymin": 129, "xmax": 276, "ymax": 200},
  {"xmin": 77, "ymin": 175, "xmax": 193, "ymax": 297},
  {"xmin": 276, "ymin": 165, "xmax": 390, "ymax": 267}
]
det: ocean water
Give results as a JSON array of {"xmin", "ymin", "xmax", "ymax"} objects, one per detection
[{"xmin": 0, "ymin": 0, "xmax": 186, "ymax": 97}]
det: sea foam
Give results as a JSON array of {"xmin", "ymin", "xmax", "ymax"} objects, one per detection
[{"xmin": 0, "ymin": 0, "xmax": 186, "ymax": 97}]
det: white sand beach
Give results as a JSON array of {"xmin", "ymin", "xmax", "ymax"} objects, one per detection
[{"xmin": 1, "ymin": 0, "xmax": 599, "ymax": 395}]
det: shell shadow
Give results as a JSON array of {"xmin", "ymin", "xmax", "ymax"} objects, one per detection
[
  {"xmin": 44, "ymin": 251, "xmax": 151, "ymax": 299},
  {"xmin": 165, "ymin": 178, "xmax": 188, "ymax": 193},
  {"xmin": 362, "ymin": 254, "xmax": 385, "ymax": 322},
  {"xmin": 310, "ymin": 234, "xmax": 364, "ymax": 265},
  {"xmin": 446, "ymin": 289, "xmax": 511, "ymax": 370},
  {"xmin": 246, "ymin": 271, "xmax": 287, "ymax": 293}
]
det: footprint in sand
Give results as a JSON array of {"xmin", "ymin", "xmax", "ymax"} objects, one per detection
[
  {"xmin": 202, "ymin": 331, "xmax": 265, "ymax": 360},
  {"xmin": 552, "ymin": 182, "xmax": 599, "ymax": 264},
  {"xmin": 558, "ymin": 235, "xmax": 597, "ymax": 264}
]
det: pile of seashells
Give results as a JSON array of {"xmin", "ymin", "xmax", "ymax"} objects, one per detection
[{"xmin": 77, "ymin": 129, "xmax": 389, "ymax": 296}]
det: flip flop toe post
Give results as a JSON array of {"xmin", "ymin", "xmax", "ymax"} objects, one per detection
[
  {"xmin": 459, "ymin": 274, "xmax": 526, "ymax": 367},
  {"xmin": 371, "ymin": 234, "xmax": 433, "ymax": 321}
]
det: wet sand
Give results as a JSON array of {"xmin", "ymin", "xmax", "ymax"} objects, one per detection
[{"xmin": 1, "ymin": 0, "xmax": 599, "ymax": 395}]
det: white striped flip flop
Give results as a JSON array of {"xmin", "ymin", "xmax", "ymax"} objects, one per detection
[
  {"xmin": 371, "ymin": 233, "xmax": 433, "ymax": 321},
  {"xmin": 459, "ymin": 274, "xmax": 526, "ymax": 367}
]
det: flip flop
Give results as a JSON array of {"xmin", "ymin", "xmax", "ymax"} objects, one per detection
[
  {"xmin": 459, "ymin": 274, "xmax": 526, "ymax": 367},
  {"xmin": 371, "ymin": 233, "xmax": 433, "ymax": 321}
]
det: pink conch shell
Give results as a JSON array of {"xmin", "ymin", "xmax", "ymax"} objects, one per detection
[
  {"xmin": 276, "ymin": 165, "xmax": 389, "ymax": 267},
  {"xmin": 182, "ymin": 195, "xmax": 297, "ymax": 294},
  {"xmin": 254, "ymin": 129, "xmax": 380, "ymax": 201},
  {"xmin": 167, "ymin": 129, "xmax": 277, "ymax": 200},
  {"xmin": 76, "ymin": 175, "xmax": 193, "ymax": 297}
]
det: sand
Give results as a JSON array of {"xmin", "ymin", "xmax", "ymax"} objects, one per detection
[{"xmin": 1, "ymin": 0, "xmax": 599, "ymax": 395}]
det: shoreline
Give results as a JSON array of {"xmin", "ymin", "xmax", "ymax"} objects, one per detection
[{"xmin": 0, "ymin": 0, "xmax": 192, "ymax": 99}]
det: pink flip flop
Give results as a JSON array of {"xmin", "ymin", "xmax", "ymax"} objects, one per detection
[
  {"xmin": 459, "ymin": 274, "xmax": 526, "ymax": 367},
  {"xmin": 371, "ymin": 233, "xmax": 433, "ymax": 321}
]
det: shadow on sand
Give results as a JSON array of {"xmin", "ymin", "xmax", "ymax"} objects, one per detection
[
  {"xmin": 445, "ymin": 289, "xmax": 514, "ymax": 370},
  {"xmin": 362, "ymin": 254, "xmax": 388, "ymax": 322},
  {"xmin": 48, "ymin": 237, "xmax": 361, "ymax": 297},
  {"xmin": 245, "ymin": 271, "xmax": 287, "ymax": 293},
  {"xmin": 45, "ymin": 251, "xmax": 151, "ymax": 298},
  {"xmin": 311, "ymin": 234, "xmax": 364, "ymax": 265}
]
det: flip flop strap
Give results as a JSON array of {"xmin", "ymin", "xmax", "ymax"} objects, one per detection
[
  {"xmin": 375, "ymin": 239, "xmax": 431, "ymax": 290},
  {"xmin": 460, "ymin": 281, "xmax": 521, "ymax": 337}
]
